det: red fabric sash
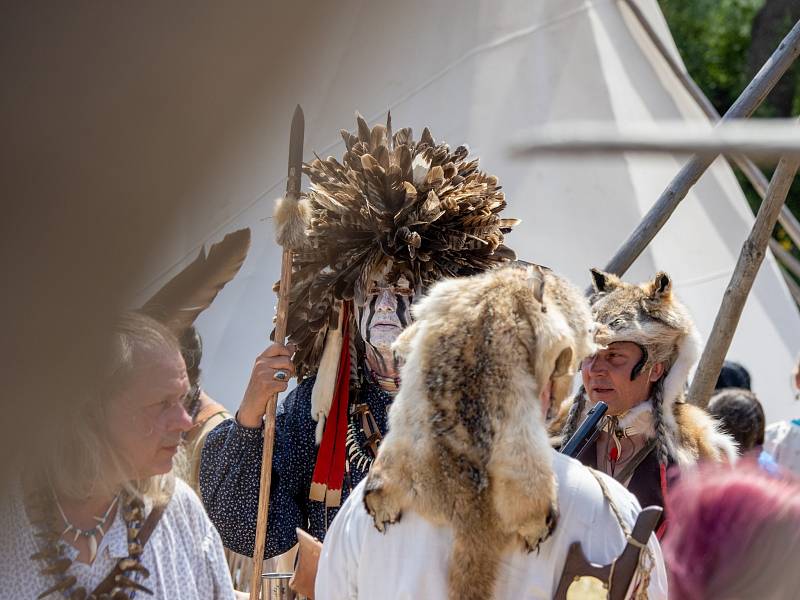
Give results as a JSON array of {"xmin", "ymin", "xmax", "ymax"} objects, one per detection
[{"xmin": 309, "ymin": 302, "xmax": 351, "ymax": 507}]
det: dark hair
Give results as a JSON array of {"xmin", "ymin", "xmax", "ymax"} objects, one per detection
[
  {"xmin": 714, "ymin": 360, "xmax": 751, "ymax": 391},
  {"xmin": 180, "ymin": 326, "xmax": 203, "ymax": 388},
  {"xmin": 707, "ymin": 388, "xmax": 764, "ymax": 452}
]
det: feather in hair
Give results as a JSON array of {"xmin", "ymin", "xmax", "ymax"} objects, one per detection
[{"xmin": 142, "ymin": 228, "xmax": 251, "ymax": 334}]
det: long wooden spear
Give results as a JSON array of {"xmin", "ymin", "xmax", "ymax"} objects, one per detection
[
  {"xmin": 688, "ymin": 144, "xmax": 800, "ymax": 408},
  {"xmin": 249, "ymin": 105, "xmax": 306, "ymax": 600}
]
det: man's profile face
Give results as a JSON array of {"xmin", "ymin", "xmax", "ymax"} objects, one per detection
[
  {"xmin": 106, "ymin": 345, "xmax": 193, "ymax": 479},
  {"xmin": 581, "ymin": 341, "xmax": 662, "ymax": 416},
  {"xmin": 357, "ymin": 274, "xmax": 415, "ymax": 376}
]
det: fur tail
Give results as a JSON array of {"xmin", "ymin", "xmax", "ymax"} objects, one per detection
[{"xmin": 448, "ymin": 527, "xmax": 501, "ymax": 600}]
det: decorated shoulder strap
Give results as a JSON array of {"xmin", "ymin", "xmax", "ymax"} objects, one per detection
[{"xmin": 90, "ymin": 479, "xmax": 175, "ymax": 597}]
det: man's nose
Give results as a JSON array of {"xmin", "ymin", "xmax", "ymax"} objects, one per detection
[
  {"xmin": 170, "ymin": 403, "xmax": 194, "ymax": 433},
  {"xmin": 586, "ymin": 356, "xmax": 606, "ymax": 374},
  {"xmin": 375, "ymin": 289, "xmax": 397, "ymax": 312}
]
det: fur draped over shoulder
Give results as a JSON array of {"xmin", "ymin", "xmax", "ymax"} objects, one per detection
[{"xmin": 362, "ymin": 263, "xmax": 598, "ymax": 600}]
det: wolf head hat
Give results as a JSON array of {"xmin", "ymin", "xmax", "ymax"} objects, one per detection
[
  {"xmin": 588, "ymin": 268, "xmax": 702, "ymax": 419},
  {"xmin": 561, "ymin": 269, "xmax": 705, "ymax": 466}
]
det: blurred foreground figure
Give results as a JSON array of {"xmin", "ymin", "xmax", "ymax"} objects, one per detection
[
  {"xmin": 761, "ymin": 355, "xmax": 800, "ymax": 476},
  {"xmin": 0, "ymin": 312, "xmax": 235, "ymax": 599},
  {"xmin": 318, "ymin": 265, "xmax": 667, "ymax": 600},
  {"xmin": 662, "ymin": 462, "xmax": 800, "ymax": 600},
  {"xmin": 555, "ymin": 270, "xmax": 736, "ymax": 528},
  {"xmin": 707, "ymin": 388, "xmax": 765, "ymax": 454},
  {"xmin": 199, "ymin": 116, "xmax": 519, "ymax": 558}
]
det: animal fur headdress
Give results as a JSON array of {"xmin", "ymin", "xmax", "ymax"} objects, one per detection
[
  {"xmin": 559, "ymin": 269, "xmax": 736, "ymax": 467},
  {"xmin": 285, "ymin": 113, "xmax": 519, "ymax": 381},
  {"xmin": 588, "ymin": 268, "xmax": 700, "ymax": 414}
]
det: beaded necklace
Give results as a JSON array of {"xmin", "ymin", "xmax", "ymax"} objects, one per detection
[
  {"xmin": 54, "ymin": 494, "xmax": 118, "ymax": 564},
  {"xmin": 345, "ymin": 373, "xmax": 394, "ymax": 473},
  {"xmin": 27, "ymin": 486, "xmax": 152, "ymax": 600}
]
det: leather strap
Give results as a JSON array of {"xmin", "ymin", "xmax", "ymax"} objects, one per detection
[
  {"xmin": 194, "ymin": 402, "xmax": 229, "ymax": 428},
  {"xmin": 90, "ymin": 479, "xmax": 174, "ymax": 596},
  {"xmin": 614, "ymin": 439, "xmax": 656, "ymax": 485}
]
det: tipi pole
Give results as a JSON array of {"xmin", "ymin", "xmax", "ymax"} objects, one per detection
[
  {"xmin": 603, "ymin": 17, "xmax": 800, "ymax": 277},
  {"xmin": 688, "ymin": 150, "xmax": 800, "ymax": 408},
  {"xmin": 769, "ymin": 238, "xmax": 800, "ymax": 282},
  {"xmin": 620, "ymin": 0, "xmax": 800, "ymax": 251}
]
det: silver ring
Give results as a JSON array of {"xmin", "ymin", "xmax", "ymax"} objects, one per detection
[{"xmin": 273, "ymin": 370, "xmax": 288, "ymax": 382}]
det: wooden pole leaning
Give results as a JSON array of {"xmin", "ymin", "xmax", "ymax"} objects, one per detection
[
  {"xmin": 688, "ymin": 150, "xmax": 800, "ymax": 408},
  {"xmin": 603, "ymin": 17, "xmax": 800, "ymax": 277},
  {"xmin": 769, "ymin": 238, "xmax": 800, "ymax": 282},
  {"xmin": 768, "ymin": 237, "xmax": 800, "ymax": 304},
  {"xmin": 249, "ymin": 104, "xmax": 305, "ymax": 600},
  {"xmin": 620, "ymin": 0, "xmax": 800, "ymax": 250}
]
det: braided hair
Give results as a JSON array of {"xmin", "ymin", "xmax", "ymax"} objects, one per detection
[
  {"xmin": 560, "ymin": 386, "xmax": 588, "ymax": 447},
  {"xmin": 650, "ymin": 378, "xmax": 670, "ymax": 465}
]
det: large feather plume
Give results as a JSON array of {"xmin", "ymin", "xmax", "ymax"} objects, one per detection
[
  {"xmin": 287, "ymin": 114, "xmax": 519, "ymax": 378},
  {"xmin": 142, "ymin": 228, "xmax": 251, "ymax": 335}
]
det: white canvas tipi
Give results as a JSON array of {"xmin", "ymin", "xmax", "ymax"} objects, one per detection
[{"xmin": 136, "ymin": 0, "xmax": 800, "ymax": 422}]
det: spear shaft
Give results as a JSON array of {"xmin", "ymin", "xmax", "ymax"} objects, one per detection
[{"xmin": 249, "ymin": 104, "xmax": 305, "ymax": 600}]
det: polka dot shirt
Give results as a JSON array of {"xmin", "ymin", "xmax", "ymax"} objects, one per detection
[{"xmin": 199, "ymin": 376, "xmax": 392, "ymax": 558}]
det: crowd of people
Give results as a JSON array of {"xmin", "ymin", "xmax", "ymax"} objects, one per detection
[{"xmin": 5, "ymin": 117, "xmax": 800, "ymax": 599}]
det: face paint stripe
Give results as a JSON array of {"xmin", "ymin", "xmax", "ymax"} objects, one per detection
[
  {"xmin": 364, "ymin": 295, "xmax": 378, "ymax": 344},
  {"xmin": 396, "ymin": 296, "xmax": 408, "ymax": 328}
]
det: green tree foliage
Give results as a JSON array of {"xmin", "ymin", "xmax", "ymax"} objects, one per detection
[
  {"xmin": 660, "ymin": 0, "xmax": 764, "ymax": 114},
  {"xmin": 660, "ymin": 0, "xmax": 800, "ymax": 257}
]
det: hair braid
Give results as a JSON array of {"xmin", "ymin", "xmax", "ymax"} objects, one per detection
[
  {"xmin": 651, "ymin": 379, "xmax": 670, "ymax": 465},
  {"xmin": 560, "ymin": 386, "xmax": 588, "ymax": 445},
  {"xmin": 348, "ymin": 306, "xmax": 360, "ymax": 390}
]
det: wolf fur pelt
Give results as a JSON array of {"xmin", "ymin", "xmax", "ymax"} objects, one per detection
[
  {"xmin": 555, "ymin": 269, "xmax": 736, "ymax": 465},
  {"xmin": 363, "ymin": 264, "xmax": 597, "ymax": 600}
]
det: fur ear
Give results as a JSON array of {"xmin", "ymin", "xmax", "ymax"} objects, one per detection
[
  {"xmin": 526, "ymin": 264, "xmax": 547, "ymax": 305},
  {"xmin": 590, "ymin": 268, "xmax": 617, "ymax": 293},
  {"xmin": 650, "ymin": 271, "xmax": 672, "ymax": 298},
  {"xmin": 552, "ymin": 347, "xmax": 573, "ymax": 378}
]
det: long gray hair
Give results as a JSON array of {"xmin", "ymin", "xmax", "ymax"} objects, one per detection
[{"xmin": 46, "ymin": 311, "xmax": 181, "ymax": 501}]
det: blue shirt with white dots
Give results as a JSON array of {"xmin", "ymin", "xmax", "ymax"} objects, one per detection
[{"xmin": 199, "ymin": 376, "xmax": 391, "ymax": 558}]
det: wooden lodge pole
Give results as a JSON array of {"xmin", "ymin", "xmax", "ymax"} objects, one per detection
[
  {"xmin": 688, "ymin": 150, "xmax": 800, "ymax": 408},
  {"xmin": 620, "ymin": 0, "xmax": 800, "ymax": 252},
  {"xmin": 603, "ymin": 17, "xmax": 800, "ymax": 277}
]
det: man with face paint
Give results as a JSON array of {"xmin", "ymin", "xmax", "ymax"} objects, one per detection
[
  {"xmin": 357, "ymin": 275, "xmax": 414, "ymax": 393},
  {"xmin": 555, "ymin": 269, "xmax": 736, "ymax": 533},
  {"xmin": 198, "ymin": 115, "xmax": 519, "ymax": 560}
]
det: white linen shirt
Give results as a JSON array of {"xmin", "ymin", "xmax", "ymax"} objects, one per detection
[
  {"xmin": 316, "ymin": 451, "xmax": 667, "ymax": 599},
  {"xmin": 0, "ymin": 477, "xmax": 235, "ymax": 600}
]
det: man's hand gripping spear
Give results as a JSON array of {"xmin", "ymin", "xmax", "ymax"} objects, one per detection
[{"xmin": 248, "ymin": 105, "xmax": 307, "ymax": 600}]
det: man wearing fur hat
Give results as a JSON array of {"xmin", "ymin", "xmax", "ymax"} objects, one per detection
[
  {"xmin": 199, "ymin": 115, "xmax": 519, "ymax": 559},
  {"xmin": 556, "ymin": 269, "xmax": 736, "ymax": 526}
]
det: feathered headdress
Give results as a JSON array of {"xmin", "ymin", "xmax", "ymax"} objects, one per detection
[{"xmin": 287, "ymin": 113, "xmax": 520, "ymax": 380}]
